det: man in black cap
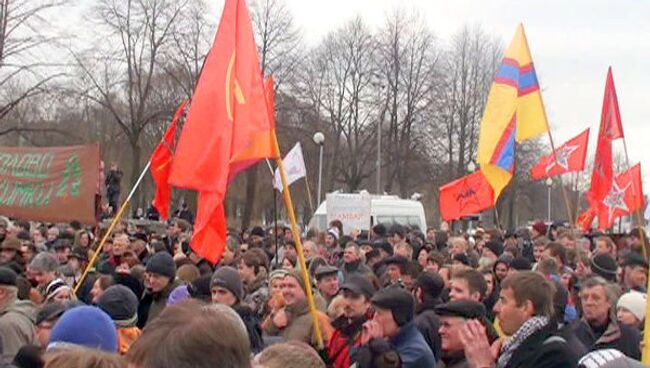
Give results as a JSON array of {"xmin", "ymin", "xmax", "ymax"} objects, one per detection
[
  {"xmin": 138, "ymin": 252, "xmax": 180, "ymax": 328},
  {"xmin": 0, "ymin": 238, "xmax": 24, "ymax": 274},
  {"xmin": 361, "ymin": 286, "xmax": 435, "ymax": 368},
  {"xmin": 315, "ymin": 265, "xmax": 339, "ymax": 307},
  {"xmin": 327, "ymin": 275, "xmax": 376, "ymax": 368},
  {"xmin": 0, "ymin": 266, "xmax": 36, "ymax": 361},
  {"xmin": 621, "ymin": 253, "xmax": 648, "ymax": 292},
  {"xmin": 436, "ymin": 300, "xmax": 488, "ymax": 368}
]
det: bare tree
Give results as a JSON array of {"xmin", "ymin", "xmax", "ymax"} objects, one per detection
[
  {"xmin": 0, "ymin": 0, "xmax": 66, "ymax": 135},
  {"xmin": 299, "ymin": 17, "xmax": 378, "ymax": 193},
  {"xmin": 376, "ymin": 11, "xmax": 441, "ymax": 197},
  {"xmin": 71, "ymin": 0, "xmax": 190, "ymax": 206}
]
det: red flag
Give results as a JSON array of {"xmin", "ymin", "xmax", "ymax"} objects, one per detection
[
  {"xmin": 587, "ymin": 67, "xmax": 625, "ymax": 226},
  {"xmin": 150, "ymin": 100, "xmax": 188, "ymax": 220},
  {"xmin": 169, "ymin": 0, "xmax": 269, "ymax": 194},
  {"xmin": 530, "ymin": 128, "xmax": 589, "ymax": 180},
  {"xmin": 439, "ymin": 170, "xmax": 494, "ymax": 221},
  {"xmin": 576, "ymin": 206, "xmax": 596, "ymax": 232},
  {"xmin": 597, "ymin": 164, "xmax": 644, "ymax": 229},
  {"xmin": 168, "ymin": 0, "xmax": 276, "ymax": 263}
]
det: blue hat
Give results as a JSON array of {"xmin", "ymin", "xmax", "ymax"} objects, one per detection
[{"xmin": 47, "ymin": 306, "xmax": 118, "ymax": 352}]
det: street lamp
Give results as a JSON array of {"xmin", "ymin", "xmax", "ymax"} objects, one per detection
[
  {"xmin": 313, "ymin": 132, "xmax": 325, "ymax": 205},
  {"xmin": 467, "ymin": 161, "xmax": 476, "ymax": 173},
  {"xmin": 546, "ymin": 178, "xmax": 553, "ymax": 222}
]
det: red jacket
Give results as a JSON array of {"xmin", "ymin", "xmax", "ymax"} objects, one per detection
[{"xmin": 327, "ymin": 311, "xmax": 372, "ymax": 368}]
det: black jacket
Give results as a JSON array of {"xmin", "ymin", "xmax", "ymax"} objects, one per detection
[
  {"xmin": 502, "ymin": 322, "xmax": 579, "ymax": 368},
  {"xmin": 414, "ymin": 298, "xmax": 441, "ymax": 359},
  {"xmin": 233, "ymin": 304, "xmax": 264, "ymax": 354},
  {"xmin": 570, "ymin": 318, "xmax": 641, "ymax": 360}
]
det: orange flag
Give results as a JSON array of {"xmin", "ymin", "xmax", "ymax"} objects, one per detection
[
  {"xmin": 439, "ymin": 170, "xmax": 495, "ymax": 221},
  {"xmin": 169, "ymin": 0, "xmax": 276, "ymax": 263},
  {"xmin": 150, "ymin": 100, "xmax": 187, "ymax": 220}
]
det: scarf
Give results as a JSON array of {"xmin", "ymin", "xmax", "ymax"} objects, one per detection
[{"xmin": 496, "ymin": 316, "xmax": 549, "ymax": 368}]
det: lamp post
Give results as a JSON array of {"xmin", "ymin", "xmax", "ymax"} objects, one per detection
[
  {"xmin": 467, "ymin": 161, "xmax": 476, "ymax": 173},
  {"xmin": 546, "ymin": 178, "xmax": 553, "ymax": 222},
  {"xmin": 313, "ymin": 132, "xmax": 325, "ymax": 205}
]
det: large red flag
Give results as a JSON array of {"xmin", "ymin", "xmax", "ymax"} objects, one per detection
[
  {"xmin": 587, "ymin": 67, "xmax": 625, "ymax": 224},
  {"xmin": 150, "ymin": 100, "xmax": 188, "ymax": 220},
  {"xmin": 169, "ymin": 0, "xmax": 274, "ymax": 263},
  {"xmin": 439, "ymin": 170, "xmax": 494, "ymax": 221},
  {"xmin": 598, "ymin": 164, "xmax": 644, "ymax": 229},
  {"xmin": 530, "ymin": 128, "xmax": 589, "ymax": 180}
]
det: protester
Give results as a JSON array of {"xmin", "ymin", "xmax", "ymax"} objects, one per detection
[
  {"xmin": 210, "ymin": 266, "xmax": 264, "ymax": 353},
  {"xmin": 263, "ymin": 271, "xmax": 333, "ymax": 347},
  {"xmin": 137, "ymin": 252, "xmax": 180, "ymax": 328},
  {"xmin": 98, "ymin": 285, "xmax": 142, "ymax": 354},
  {"xmin": 413, "ymin": 272, "xmax": 444, "ymax": 358},
  {"xmin": 360, "ymin": 286, "xmax": 436, "ymax": 368},
  {"xmin": 616, "ymin": 291, "xmax": 646, "ymax": 330},
  {"xmin": 47, "ymin": 306, "xmax": 118, "ymax": 353},
  {"xmin": 572, "ymin": 276, "xmax": 641, "ymax": 359},
  {"xmin": 327, "ymin": 275, "xmax": 376, "ymax": 368},
  {"xmin": 0, "ymin": 267, "xmax": 37, "ymax": 362},
  {"xmin": 459, "ymin": 271, "xmax": 579, "ymax": 367},
  {"xmin": 254, "ymin": 341, "xmax": 326, "ymax": 368},
  {"xmin": 314, "ymin": 265, "xmax": 339, "ymax": 307},
  {"xmin": 436, "ymin": 299, "xmax": 489, "ymax": 368},
  {"xmin": 127, "ymin": 301, "xmax": 251, "ymax": 368}
]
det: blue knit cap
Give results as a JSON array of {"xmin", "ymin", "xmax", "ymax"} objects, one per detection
[{"xmin": 47, "ymin": 306, "xmax": 118, "ymax": 352}]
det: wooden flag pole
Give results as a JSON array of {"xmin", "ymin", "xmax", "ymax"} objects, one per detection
[
  {"xmin": 74, "ymin": 160, "xmax": 152, "ymax": 294},
  {"xmin": 546, "ymin": 131, "xmax": 575, "ymax": 226},
  {"xmin": 272, "ymin": 134, "xmax": 324, "ymax": 349}
]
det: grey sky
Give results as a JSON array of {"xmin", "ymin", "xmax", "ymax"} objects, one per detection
[
  {"xmin": 59, "ymin": 1, "xmax": 650, "ymax": 191},
  {"xmin": 209, "ymin": 0, "xmax": 650, "ymax": 189}
]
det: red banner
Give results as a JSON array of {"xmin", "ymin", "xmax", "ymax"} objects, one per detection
[{"xmin": 439, "ymin": 170, "xmax": 494, "ymax": 221}]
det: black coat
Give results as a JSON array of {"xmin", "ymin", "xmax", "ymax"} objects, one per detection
[
  {"xmin": 414, "ymin": 299, "xmax": 442, "ymax": 359},
  {"xmin": 502, "ymin": 322, "xmax": 579, "ymax": 368},
  {"xmin": 570, "ymin": 318, "xmax": 641, "ymax": 360}
]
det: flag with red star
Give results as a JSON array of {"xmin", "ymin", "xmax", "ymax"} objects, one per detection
[
  {"xmin": 597, "ymin": 163, "xmax": 644, "ymax": 229},
  {"xmin": 439, "ymin": 170, "xmax": 494, "ymax": 221},
  {"xmin": 530, "ymin": 128, "xmax": 589, "ymax": 180}
]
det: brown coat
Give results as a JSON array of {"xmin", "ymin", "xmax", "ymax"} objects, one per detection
[{"xmin": 264, "ymin": 299, "xmax": 333, "ymax": 347}]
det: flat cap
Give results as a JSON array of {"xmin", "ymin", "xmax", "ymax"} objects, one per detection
[{"xmin": 435, "ymin": 300, "xmax": 487, "ymax": 320}]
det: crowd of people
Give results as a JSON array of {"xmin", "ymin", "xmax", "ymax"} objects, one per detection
[{"xmin": 1, "ymin": 214, "xmax": 649, "ymax": 368}]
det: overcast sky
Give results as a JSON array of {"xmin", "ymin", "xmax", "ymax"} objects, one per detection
[{"xmin": 59, "ymin": 1, "xmax": 650, "ymax": 191}]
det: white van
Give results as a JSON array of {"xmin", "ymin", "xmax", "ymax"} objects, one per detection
[{"xmin": 307, "ymin": 194, "xmax": 427, "ymax": 232}]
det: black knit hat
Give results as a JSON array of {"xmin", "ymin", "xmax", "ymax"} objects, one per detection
[
  {"xmin": 250, "ymin": 226, "xmax": 266, "ymax": 238},
  {"xmin": 145, "ymin": 252, "xmax": 176, "ymax": 279},
  {"xmin": 98, "ymin": 285, "xmax": 139, "ymax": 327},
  {"xmin": 374, "ymin": 241, "xmax": 394, "ymax": 256},
  {"xmin": 590, "ymin": 253, "xmax": 618, "ymax": 282},
  {"xmin": 210, "ymin": 266, "xmax": 244, "ymax": 301},
  {"xmin": 622, "ymin": 252, "xmax": 649, "ymax": 269},
  {"xmin": 0, "ymin": 266, "xmax": 17, "ymax": 286},
  {"xmin": 452, "ymin": 253, "xmax": 471, "ymax": 266},
  {"xmin": 188, "ymin": 274, "xmax": 212, "ymax": 301},
  {"xmin": 371, "ymin": 286, "xmax": 415, "ymax": 327}
]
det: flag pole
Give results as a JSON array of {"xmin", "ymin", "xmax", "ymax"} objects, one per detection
[
  {"xmin": 74, "ymin": 160, "xmax": 152, "ymax": 293},
  {"xmin": 304, "ymin": 176, "xmax": 315, "ymax": 213},
  {"xmin": 574, "ymin": 173, "xmax": 582, "ymax": 228},
  {"xmin": 620, "ymin": 138, "xmax": 647, "ymax": 258},
  {"xmin": 272, "ymin": 133, "xmax": 324, "ymax": 349},
  {"xmin": 545, "ymin": 132, "xmax": 575, "ymax": 226},
  {"xmin": 264, "ymin": 159, "xmax": 281, "ymax": 267}
]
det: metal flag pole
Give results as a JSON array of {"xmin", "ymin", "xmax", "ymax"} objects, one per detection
[
  {"xmin": 74, "ymin": 160, "xmax": 152, "ymax": 293},
  {"xmin": 545, "ymin": 131, "xmax": 576, "ymax": 226},
  {"xmin": 620, "ymin": 138, "xmax": 647, "ymax": 257},
  {"xmin": 264, "ymin": 159, "xmax": 280, "ymax": 267}
]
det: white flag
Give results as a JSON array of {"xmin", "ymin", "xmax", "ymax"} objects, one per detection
[{"xmin": 273, "ymin": 143, "xmax": 307, "ymax": 192}]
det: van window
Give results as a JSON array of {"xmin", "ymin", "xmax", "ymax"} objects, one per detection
[{"xmin": 376, "ymin": 216, "xmax": 423, "ymax": 230}]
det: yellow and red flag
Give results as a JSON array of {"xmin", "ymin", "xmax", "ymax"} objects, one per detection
[{"xmin": 477, "ymin": 24, "xmax": 549, "ymax": 202}]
